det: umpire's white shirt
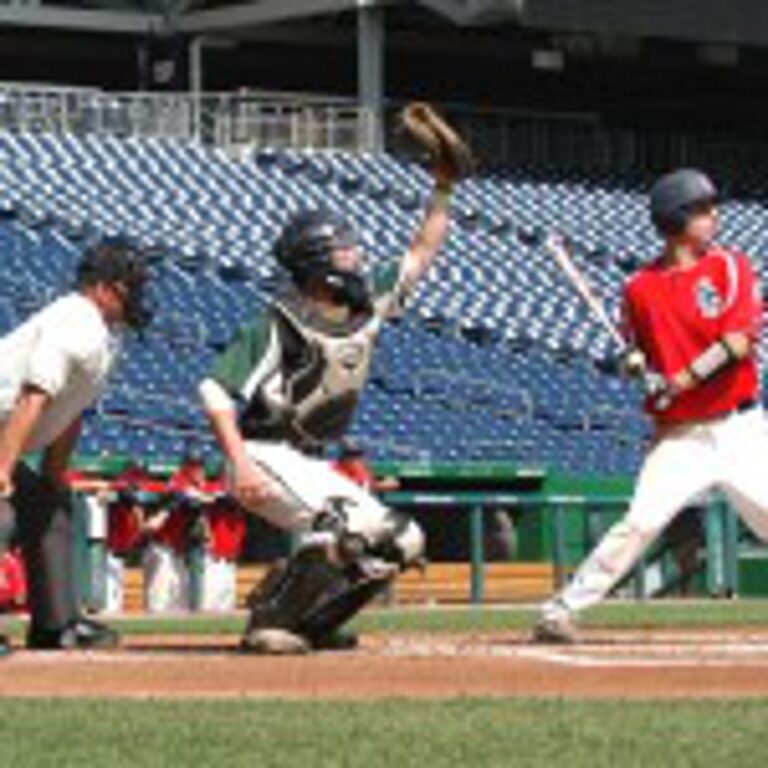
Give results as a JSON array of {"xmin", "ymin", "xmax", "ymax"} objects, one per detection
[{"xmin": 0, "ymin": 293, "xmax": 121, "ymax": 452}]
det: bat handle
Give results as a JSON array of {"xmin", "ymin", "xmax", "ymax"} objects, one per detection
[{"xmin": 642, "ymin": 371, "xmax": 672, "ymax": 410}]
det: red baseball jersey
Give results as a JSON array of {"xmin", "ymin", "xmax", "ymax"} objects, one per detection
[
  {"xmin": 108, "ymin": 465, "xmax": 154, "ymax": 554},
  {"xmin": 623, "ymin": 246, "xmax": 762, "ymax": 424},
  {"xmin": 332, "ymin": 457, "xmax": 375, "ymax": 489},
  {"xmin": 205, "ymin": 499, "xmax": 247, "ymax": 560},
  {"xmin": 107, "ymin": 502, "xmax": 143, "ymax": 555},
  {"xmin": 151, "ymin": 509, "xmax": 189, "ymax": 553},
  {"xmin": 0, "ymin": 548, "xmax": 27, "ymax": 610}
]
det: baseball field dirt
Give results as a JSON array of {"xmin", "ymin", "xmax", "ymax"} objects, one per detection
[{"xmin": 5, "ymin": 628, "xmax": 768, "ymax": 699}]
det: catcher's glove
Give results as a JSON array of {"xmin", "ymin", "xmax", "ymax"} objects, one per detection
[{"xmin": 400, "ymin": 101, "xmax": 474, "ymax": 186}]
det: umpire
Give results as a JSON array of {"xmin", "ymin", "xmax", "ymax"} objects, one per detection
[{"xmin": 0, "ymin": 241, "xmax": 152, "ymax": 654}]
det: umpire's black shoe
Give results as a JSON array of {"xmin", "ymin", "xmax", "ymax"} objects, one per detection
[{"xmin": 27, "ymin": 617, "xmax": 121, "ymax": 650}]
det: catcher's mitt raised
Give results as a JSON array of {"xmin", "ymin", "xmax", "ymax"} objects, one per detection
[{"xmin": 400, "ymin": 102, "xmax": 474, "ymax": 185}]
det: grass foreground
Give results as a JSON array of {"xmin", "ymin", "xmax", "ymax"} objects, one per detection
[
  {"xmin": 0, "ymin": 698, "xmax": 767, "ymax": 768},
  {"xmin": 3, "ymin": 600, "xmax": 768, "ymax": 767}
]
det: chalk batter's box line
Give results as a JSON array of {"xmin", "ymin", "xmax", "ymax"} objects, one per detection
[{"xmin": 518, "ymin": 644, "xmax": 768, "ymax": 668}]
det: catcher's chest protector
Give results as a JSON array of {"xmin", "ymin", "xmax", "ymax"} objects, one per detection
[{"xmin": 266, "ymin": 297, "xmax": 384, "ymax": 444}]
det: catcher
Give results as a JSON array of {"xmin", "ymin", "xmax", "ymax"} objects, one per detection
[{"xmin": 199, "ymin": 102, "xmax": 472, "ymax": 653}]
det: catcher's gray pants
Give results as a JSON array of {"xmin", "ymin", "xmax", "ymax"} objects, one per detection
[
  {"xmin": 235, "ymin": 441, "xmax": 423, "ymax": 564},
  {"xmin": 2, "ymin": 463, "xmax": 79, "ymax": 632}
]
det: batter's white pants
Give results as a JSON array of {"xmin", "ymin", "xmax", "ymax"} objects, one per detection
[
  {"xmin": 234, "ymin": 441, "xmax": 423, "ymax": 562},
  {"xmin": 542, "ymin": 407, "xmax": 768, "ymax": 619}
]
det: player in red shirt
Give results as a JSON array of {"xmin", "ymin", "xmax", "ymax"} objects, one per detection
[
  {"xmin": 196, "ymin": 474, "xmax": 247, "ymax": 611},
  {"xmin": 108, "ymin": 461, "xmax": 150, "ymax": 556},
  {"xmin": 203, "ymin": 476, "xmax": 247, "ymax": 561},
  {"xmin": 534, "ymin": 168, "xmax": 768, "ymax": 643},
  {"xmin": 141, "ymin": 452, "xmax": 202, "ymax": 612},
  {"xmin": 331, "ymin": 440, "xmax": 400, "ymax": 493},
  {"xmin": 0, "ymin": 547, "xmax": 27, "ymax": 613}
]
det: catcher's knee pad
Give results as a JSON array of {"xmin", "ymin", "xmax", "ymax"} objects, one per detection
[
  {"xmin": 371, "ymin": 510, "xmax": 424, "ymax": 570},
  {"xmin": 311, "ymin": 499, "xmax": 424, "ymax": 570}
]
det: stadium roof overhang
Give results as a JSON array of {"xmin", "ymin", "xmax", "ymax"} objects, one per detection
[
  {"xmin": 0, "ymin": 0, "xmax": 394, "ymax": 34},
  {"xmin": 1, "ymin": 0, "xmax": 768, "ymax": 47}
]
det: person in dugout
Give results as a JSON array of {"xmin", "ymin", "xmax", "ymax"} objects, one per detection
[
  {"xmin": 331, "ymin": 439, "xmax": 400, "ymax": 493},
  {"xmin": 142, "ymin": 461, "xmax": 191, "ymax": 613},
  {"xmin": 103, "ymin": 459, "xmax": 153, "ymax": 613},
  {"xmin": 197, "ymin": 466, "xmax": 247, "ymax": 612},
  {"xmin": 0, "ymin": 547, "xmax": 27, "ymax": 614}
]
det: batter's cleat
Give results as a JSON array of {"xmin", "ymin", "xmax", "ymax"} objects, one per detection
[
  {"xmin": 309, "ymin": 630, "xmax": 359, "ymax": 651},
  {"xmin": 240, "ymin": 628, "xmax": 310, "ymax": 655},
  {"xmin": 27, "ymin": 617, "xmax": 121, "ymax": 651},
  {"xmin": 0, "ymin": 634, "xmax": 12, "ymax": 658},
  {"xmin": 531, "ymin": 613, "xmax": 577, "ymax": 645}
]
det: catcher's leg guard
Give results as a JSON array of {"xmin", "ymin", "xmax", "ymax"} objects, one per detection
[
  {"xmin": 296, "ymin": 559, "xmax": 394, "ymax": 645},
  {"xmin": 243, "ymin": 547, "xmax": 341, "ymax": 633},
  {"xmin": 295, "ymin": 510, "xmax": 425, "ymax": 646},
  {"xmin": 242, "ymin": 545, "xmax": 396, "ymax": 651}
]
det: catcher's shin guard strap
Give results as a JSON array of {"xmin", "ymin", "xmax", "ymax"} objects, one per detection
[
  {"xmin": 245, "ymin": 547, "xmax": 343, "ymax": 633},
  {"xmin": 297, "ymin": 569, "xmax": 392, "ymax": 643},
  {"xmin": 244, "ymin": 546, "xmax": 395, "ymax": 644}
]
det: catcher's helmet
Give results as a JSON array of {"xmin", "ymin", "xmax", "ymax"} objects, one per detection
[
  {"xmin": 76, "ymin": 241, "xmax": 153, "ymax": 330},
  {"xmin": 274, "ymin": 209, "xmax": 371, "ymax": 311},
  {"xmin": 649, "ymin": 168, "xmax": 718, "ymax": 236}
]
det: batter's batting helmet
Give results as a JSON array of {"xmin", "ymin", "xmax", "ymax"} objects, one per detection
[
  {"xmin": 76, "ymin": 241, "xmax": 153, "ymax": 330},
  {"xmin": 274, "ymin": 209, "xmax": 371, "ymax": 311},
  {"xmin": 649, "ymin": 168, "xmax": 718, "ymax": 236}
]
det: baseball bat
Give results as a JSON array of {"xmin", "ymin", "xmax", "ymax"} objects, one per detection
[
  {"xmin": 542, "ymin": 233, "xmax": 671, "ymax": 407},
  {"xmin": 543, "ymin": 233, "xmax": 627, "ymax": 351}
]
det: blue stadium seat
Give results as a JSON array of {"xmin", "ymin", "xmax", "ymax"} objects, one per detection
[{"xmin": 3, "ymin": 135, "xmax": 766, "ymax": 472}]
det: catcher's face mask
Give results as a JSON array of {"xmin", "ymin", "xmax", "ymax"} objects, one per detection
[
  {"xmin": 330, "ymin": 239, "xmax": 364, "ymax": 275},
  {"xmin": 275, "ymin": 210, "xmax": 372, "ymax": 312}
]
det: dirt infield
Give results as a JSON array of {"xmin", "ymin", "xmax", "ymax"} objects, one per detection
[{"xmin": 5, "ymin": 628, "xmax": 768, "ymax": 699}]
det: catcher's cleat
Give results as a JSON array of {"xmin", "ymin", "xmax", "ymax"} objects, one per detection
[
  {"xmin": 531, "ymin": 614, "xmax": 577, "ymax": 645},
  {"xmin": 240, "ymin": 628, "xmax": 310, "ymax": 656},
  {"xmin": 310, "ymin": 630, "xmax": 359, "ymax": 652}
]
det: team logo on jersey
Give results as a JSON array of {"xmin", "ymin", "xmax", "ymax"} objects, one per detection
[
  {"xmin": 694, "ymin": 278, "xmax": 723, "ymax": 318},
  {"xmin": 337, "ymin": 342, "xmax": 366, "ymax": 370}
]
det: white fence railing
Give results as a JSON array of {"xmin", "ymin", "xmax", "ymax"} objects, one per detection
[
  {"xmin": 0, "ymin": 83, "xmax": 764, "ymax": 178},
  {"xmin": 0, "ymin": 85, "xmax": 377, "ymax": 152}
]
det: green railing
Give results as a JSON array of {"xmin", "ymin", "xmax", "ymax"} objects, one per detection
[
  {"xmin": 73, "ymin": 488, "xmax": 744, "ymax": 610},
  {"xmin": 383, "ymin": 490, "xmax": 742, "ymax": 604}
]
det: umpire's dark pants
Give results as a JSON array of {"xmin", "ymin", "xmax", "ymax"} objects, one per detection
[{"xmin": 0, "ymin": 463, "xmax": 79, "ymax": 631}]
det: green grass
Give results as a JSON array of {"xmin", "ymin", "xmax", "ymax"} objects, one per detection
[
  {"xmin": 0, "ymin": 698, "xmax": 767, "ymax": 768},
  {"xmin": 4, "ymin": 598, "xmax": 768, "ymax": 638},
  {"xmin": 4, "ymin": 602, "xmax": 768, "ymax": 766}
]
